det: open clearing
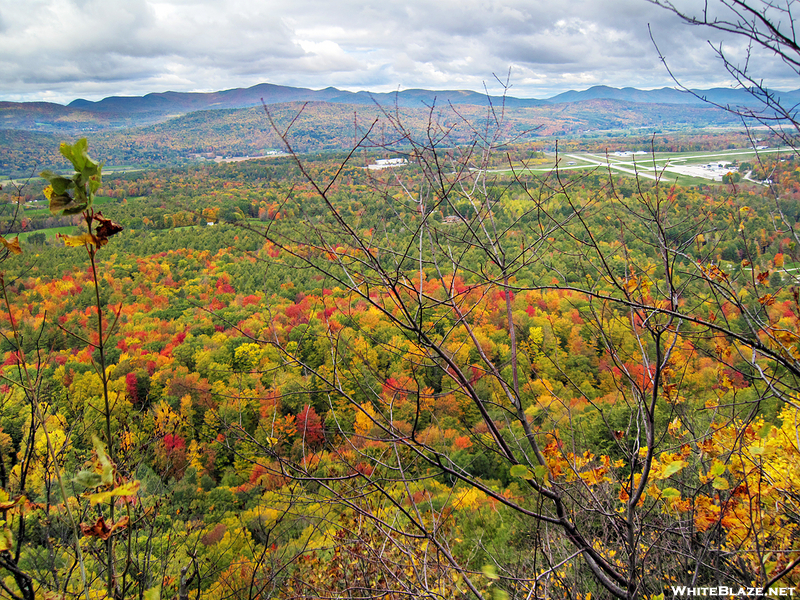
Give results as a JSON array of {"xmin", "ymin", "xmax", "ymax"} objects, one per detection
[{"xmin": 507, "ymin": 146, "xmax": 793, "ymax": 185}]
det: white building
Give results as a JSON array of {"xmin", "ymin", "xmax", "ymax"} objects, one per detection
[{"xmin": 368, "ymin": 158, "xmax": 408, "ymax": 170}]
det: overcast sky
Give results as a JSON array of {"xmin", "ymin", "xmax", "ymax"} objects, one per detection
[{"xmin": 1, "ymin": 0, "xmax": 797, "ymax": 104}]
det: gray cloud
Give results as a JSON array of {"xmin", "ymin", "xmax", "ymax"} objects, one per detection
[{"xmin": 0, "ymin": 0, "xmax": 797, "ymax": 103}]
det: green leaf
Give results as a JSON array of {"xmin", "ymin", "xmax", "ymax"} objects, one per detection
[
  {"xmin": 61, "ymin": 202, "xmax": 90, "ymax": 216},
  {"xmin": 60, "ymin": 139, "xmax": 90, "ymax": 172},
  {"xmin": 40, "ymin": 172, "xmax": 74, "ymax": 195},
  {"xmin": 533, "ymin": 465, "xmax": 549, "ymax": 481},
  {"xmin": 712, "ymin": 477, "xmax": 730, "ymax": 490},
  {"xmin": 758, "ymin": 422, "xmax": 772, "ymax": 439},
  {"xmin": 43, "ymin": 139, "xmax": 102, "ymax": 215},
  {"xmin": 73, "ymin": 181, "xmax": 89, "ymax": 205},
  {"xmin": 661, "ymin": 487, "xmax": 681, "ymax": 499},
  {"xmin": 46, "ymin": 193, "xmax": 79, "ymax": 214},
  {"xmin": 509, "ymin": 464, "xmax": 534, "ymax": 480},
  {"xmin": 88, "ymin": 174, "xmax": 102, "ymax": 194},
  {"xmin": 661, "ymin": 459, "xmax": 688, "ymax": 478},
  {"xmin": 74, "ymin": 470, "xmax": 103, "ymax": 489},
  {"xmin": 482, "ymin": 564, "xmax": 499, "ymax": 579},
  {"xmin": 709, "ymin": 460, "xmax": 726, "ymax": 477}
]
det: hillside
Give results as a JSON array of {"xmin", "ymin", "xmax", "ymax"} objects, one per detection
[
  {"xmin": 1, "ymin": 137, "xmax": 799, "ymax": 598},
  {"xmin": 2, "ymin": 82, "xmax": 782, "ymax": 135},
  {"xmin": 1, "ymin": 96, "xmax": 742, "ymax": 177}
]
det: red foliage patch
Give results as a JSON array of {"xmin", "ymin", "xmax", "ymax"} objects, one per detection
[
  {"xmin": 200, "ymin": 523, "xmax": 227, "ymax": 546},
  {"xmin": 241, "ymin": 294, "xmax": 260, "ymax": 307},
  {"xmin": 296, "ymin": 405, "xmax": 325, "ymax": 447},
  {"xmin": 125, "ymin": 372, "xmax": 139, "ymax": 403}
]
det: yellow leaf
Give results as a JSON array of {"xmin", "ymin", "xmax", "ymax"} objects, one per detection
[
  {"xmin": 581, "ymin": 466, "xmax": 608, "ymax": 485},
  {"xmin": 668, "ymin": 417, "xmax": 685, "ymax": 437},
  {"xmin": 0, "ymin": 235, "xmax": 22, "ymax": 255},
  {"xmin": 661, "ymin": 487, "xmax": 681, "ymax": 499},
  {"xmin": 0, "ymin": 493, "xmax": 25, "ymax": 511},
  {"xmin": 709, "ymin": 460, "xmax": 726, "ymax": 477},
  {"xmin": 58, "ymin": 232, "xmax": 97, "ymax": 247},
  {"xmin": 0, "ymin": 522, "xmax": 12, "ymax": 551},
  {"xmin": 623, "ymin": 276, "xmax": 638, "ymax": 294},
  {"xmin": 86, "ymin": 481, "xmax": 140, "ymax": 505}
]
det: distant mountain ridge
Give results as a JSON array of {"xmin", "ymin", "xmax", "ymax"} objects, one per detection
[
  {"xmin": 3, "ymin": 82, "xmax": 796, "ymax": 136},
  {"xmin": 548, "ymin": 85, "xmax": 800, "ymax": 107},
  {"xmin": 2, "ymin": 82, "xmax": 797, "ymax": 133},
  {"xmin": 66, "ymin": 82, "xmax": 800, "ymax": 114},
  {"xmin": 65, "ymin": 83, "xmax": 551, "ymax": 115}
]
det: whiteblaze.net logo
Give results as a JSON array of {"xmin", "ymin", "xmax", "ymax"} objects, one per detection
[{"xmin": 671, "ymin": 587, "xmax": 796, "ymax": 597}]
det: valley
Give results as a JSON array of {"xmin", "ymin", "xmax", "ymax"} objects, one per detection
[{"xmin": 1, "ymin": 85, "xmax": 799, "ymax": 599}]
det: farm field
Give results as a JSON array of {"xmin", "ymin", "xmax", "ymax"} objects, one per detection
[{"xmin": 515, "ymin": 145, "xmax": 793, "ymax": 184}]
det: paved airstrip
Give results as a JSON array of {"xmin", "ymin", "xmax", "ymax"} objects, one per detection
[{"xmin": 522, "ymin": 146, "xmax": 793, "ymax": 183}]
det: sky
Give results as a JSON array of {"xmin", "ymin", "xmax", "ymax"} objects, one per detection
[{"xmin": 1, "ymin": 0, "xmax": 798, "ymax": 104}]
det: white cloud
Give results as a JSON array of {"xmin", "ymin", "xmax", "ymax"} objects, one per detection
[{"xmin": 0, "ymin": 0, "xmax": 797, "ymax": 103}]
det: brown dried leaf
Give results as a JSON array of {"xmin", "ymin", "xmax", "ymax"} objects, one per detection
[
  {"xmin": 93, "ymin": 211, "xmax": 123, "ymax": 243},
  {"xmin": 81, "ymin": 517, "xmax": 112, "ymax": 539},
  {"xmin": 80, "ymin": 515, "xmax": 130, "ymax": 540}
]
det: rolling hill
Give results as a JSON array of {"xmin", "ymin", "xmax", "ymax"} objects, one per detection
[{"xmin": 1, "ymin": 82, "xmax": 787, "ymax": 176}]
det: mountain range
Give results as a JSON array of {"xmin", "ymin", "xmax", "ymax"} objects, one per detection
[
  {"xmin": 66, "ymin": 82, "xmax": 800, "ymax": 113},
  {"xmin": 1, "ymin": 82, "xmax": 790, "ymax": 177},
  {"xmin": 2, "ymin": 83, "xmax": 797, "ymax": 134}
]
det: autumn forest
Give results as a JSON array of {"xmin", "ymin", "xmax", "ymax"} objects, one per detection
[{"xmin": 1, "ymin": 94, "xmax": 800, "ymax": 600}]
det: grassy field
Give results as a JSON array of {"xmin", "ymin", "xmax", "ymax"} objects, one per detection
[
  {"xmin": 20, "ymin": 196, "xmax": 116, "ymax": 219},
  {"xmin": 501, "ymin": 146, "xmax": 792, "ymax": 186},
  {"xmin": 17, "ymin": 225, "xmax": 76, "ymax": 242}
]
